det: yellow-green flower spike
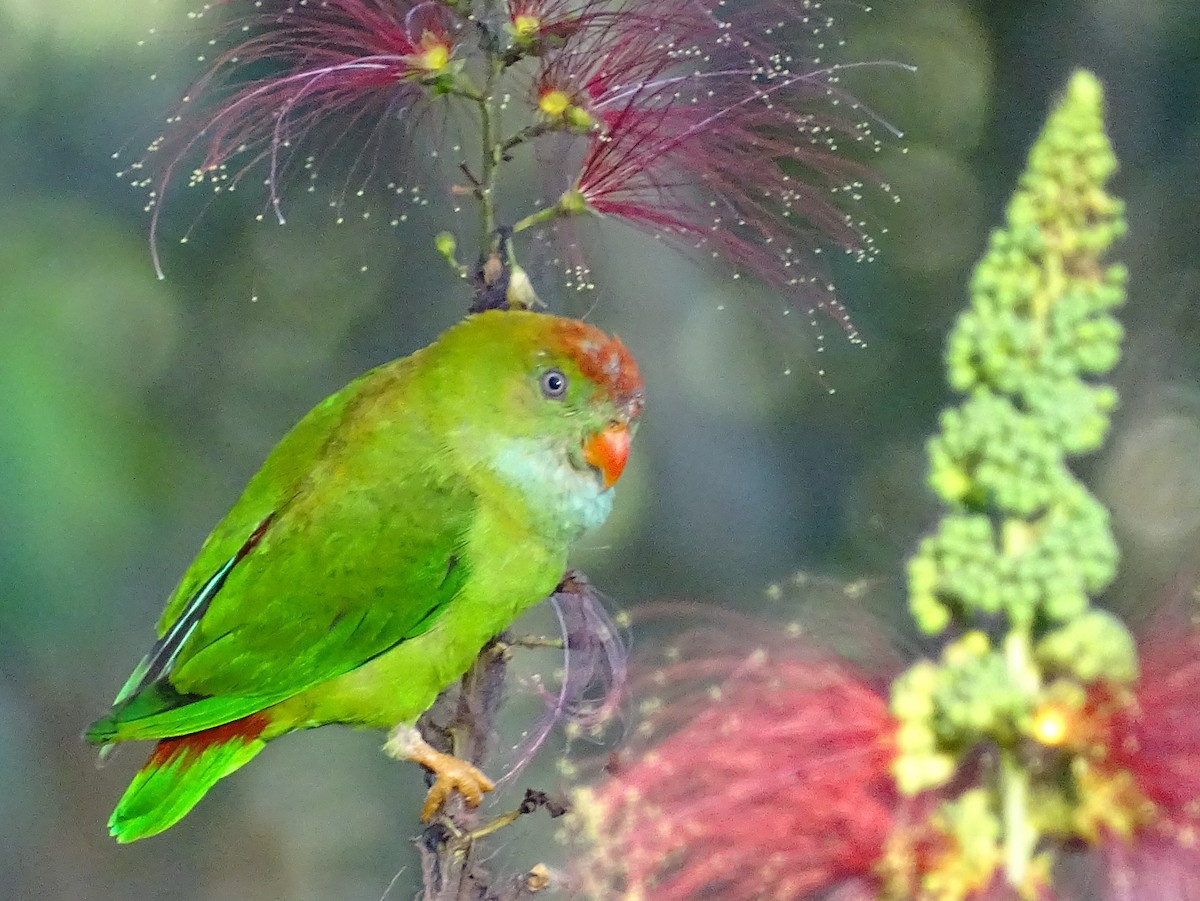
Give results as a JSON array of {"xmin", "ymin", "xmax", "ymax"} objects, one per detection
[
  {"xmin": 1034, "ymin": 610, "xmax": 1138, "ymax": 683},
  {"xmin": 921, "ymin": 789, "xmax": 1004, "ymax": 900},
  {"xmin": 890, "ymin": 71, "xmax": 1139, "ymax": 899},
  {"xmin": 908, "ymin": 70, "xmax": 1126, "ymax": 646}
]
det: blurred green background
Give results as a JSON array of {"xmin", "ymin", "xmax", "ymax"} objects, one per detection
[{"xmin": 3, "ymin": 0, "xmax": 1200, "ymax": 898}]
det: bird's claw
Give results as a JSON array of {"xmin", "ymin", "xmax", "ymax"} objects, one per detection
[
  {"xmin": 385, "ymin": 725, "xmax": 495, "ymax": 822},
  {"xmin": 419, "ymin": 756, "xmax": 496, "ymax": 822}
]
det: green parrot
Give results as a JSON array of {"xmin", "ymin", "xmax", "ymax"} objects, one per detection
[{"xmin": 86, "ymin": 309, "xmax": 644, "ymax": 842}]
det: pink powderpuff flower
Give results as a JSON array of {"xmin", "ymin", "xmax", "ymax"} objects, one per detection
[
  {"xmin": 141, "ymin": 0, "xmax": 463, "ymax": 275},
  {"xmin": 1102, "ymin": 838, "xmax": 1200, "ymax": 901},
  {"xmin": 1098, "ymin": 619, "xmax": 1200, "ymax": 900},
  {"xmin": 140, "ymin": 0, "xmax": 900, "ymax": 332},
  {"xmin": 571, "ymin": 607, "xmax": 901, "ymax": 901},
  {"xmin": 533, "ymin": 0, "xmax": 903, "ymax": 339},
  {"xmin": 504, "ymin": 0, "xmax": 623, "ymax": 49}
]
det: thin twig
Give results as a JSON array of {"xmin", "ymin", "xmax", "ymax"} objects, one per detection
[{"xmin": 414, "ymin": 589, "xmax": 576, "ymax": 900}]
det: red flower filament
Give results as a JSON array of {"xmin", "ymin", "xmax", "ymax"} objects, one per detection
[
  {"xmin": 140, "ymin": 0, "xmax": 461, "ymax": 276},
  {"xmin": 530, "ymin": 0, "xmax": 904, "ymax": 339},
  {"xmin": 139, "ymin": 0, "xmax": 902, "ymax": 331},
  {"xmin": 574, "ymin": 643, "xmax": 898, "ymax": 900}
]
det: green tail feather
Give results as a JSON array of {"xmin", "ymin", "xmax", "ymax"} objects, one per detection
[{"xmin": 109, "ymin": 716, "xmax": 269, "ymax": 842}]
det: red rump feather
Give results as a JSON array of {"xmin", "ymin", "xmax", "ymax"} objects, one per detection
[{"xmin": 146, "ymin": 713, "xmax": 271, "ymax": 770}]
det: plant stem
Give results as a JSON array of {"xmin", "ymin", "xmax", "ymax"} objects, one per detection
[
  {"xmin": 500, "ymin": 122, "xmax": 552, "ymax": 156},
  {"xmin": 512, "ymin": 205, "xmax": 562, "ymax": 234},
  {"xmin": 1003, "ymin": 627, "xmax": 1040, "ymax": 697},
  {"xmin": 416, "ymin": 638, "xmax": 508, "ymax": 900},
  {"xmin": 1000, "ymin": 748, "xmax": 1035, "ymax": 891},
  {"xmin": 1001, "ymin": 626, "xmax": 1039, "ymax": 892},
  {"xmin": 476, "ymin": 56, "xmax": 504, "ymax": 257}
]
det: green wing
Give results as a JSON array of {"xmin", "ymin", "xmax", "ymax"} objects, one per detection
[
  {"xmin": 158, "ymin": 363, "xmax": 385, "ymax": 630},
  {"xmin": 90, "ymin": 359, "xmax": 474, "ymax": 742}
]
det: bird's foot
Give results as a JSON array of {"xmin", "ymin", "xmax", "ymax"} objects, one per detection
[{"xmin": 385, "ymin": 726, "xmax": 496, "ymax": 822}]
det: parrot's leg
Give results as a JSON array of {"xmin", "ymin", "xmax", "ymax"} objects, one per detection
[{"xmin": 385, "ymin": 725, "xmax": 496, "ymax": 821}]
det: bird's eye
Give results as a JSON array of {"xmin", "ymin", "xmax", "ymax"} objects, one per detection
[{"xmin": 540, "ymin": 368, "xmax": 568, "ymax": 399}]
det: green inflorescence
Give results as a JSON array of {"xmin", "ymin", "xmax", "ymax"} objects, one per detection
[{"xmin": 887, "ymin": 70, "xmax": 1138, "ymax": 899}]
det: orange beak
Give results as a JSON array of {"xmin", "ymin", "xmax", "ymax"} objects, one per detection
[{"xmin": 582, "ymin": 421, "xmax": 632, "ymax": 489}]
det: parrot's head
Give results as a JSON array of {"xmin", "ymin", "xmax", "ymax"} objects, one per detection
[{"xmin": 424, "ymin": 310, "xmax": 644, "ymax": 540}]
